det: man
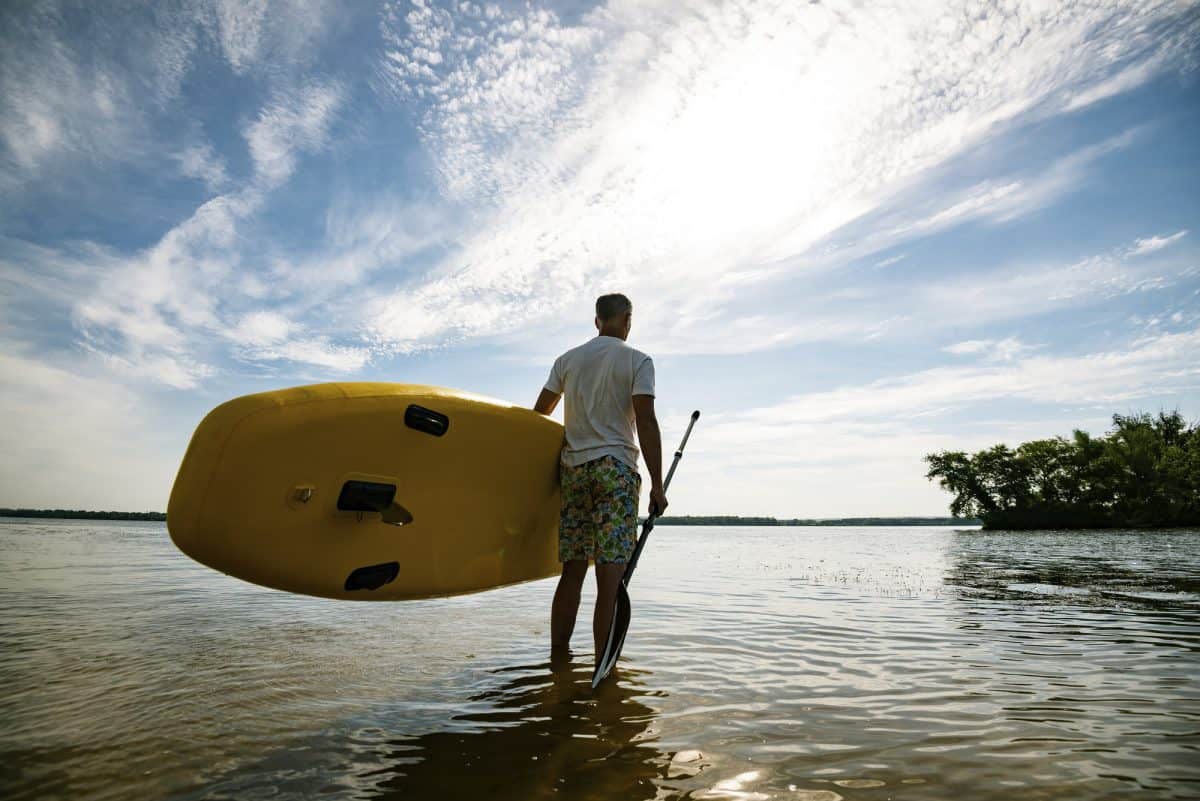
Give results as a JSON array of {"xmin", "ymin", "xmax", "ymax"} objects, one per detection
[{"xmin": 534, "ymin": 293, "xmax": 668, "ymax": 664}]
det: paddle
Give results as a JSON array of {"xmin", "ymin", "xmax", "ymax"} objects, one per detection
[{"xmin": 592, "ymin": 410, "xmax": 700, "ymax": 688}]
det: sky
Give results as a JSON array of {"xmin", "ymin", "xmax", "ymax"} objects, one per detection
[{"xmin": 1, "ymin": 0, "xmax": 1198, "ymax": 517}]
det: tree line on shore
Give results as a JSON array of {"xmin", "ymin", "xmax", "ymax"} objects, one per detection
[
  {"xmin": 654, "ymin": 516, "xmax": 979, "ymax": 526},
  {"xmin": 925, "ymin": 410, "xmax": 1199, "ymax": 530},
  {"xmin": 0, "ymin": 509, "xmax": 166, "ymax": 521}
]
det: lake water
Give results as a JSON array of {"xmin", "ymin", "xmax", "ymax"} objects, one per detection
[{"xmin": 1, "ymin": 520, "xmax": 1197, "ymax": 800}]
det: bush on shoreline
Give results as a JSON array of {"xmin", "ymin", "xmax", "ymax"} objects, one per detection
[{"xmin": 925, "ymin": 411, "xmax": 1200, "ymax": 530}]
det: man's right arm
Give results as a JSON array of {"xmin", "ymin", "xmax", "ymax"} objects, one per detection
[
  {"xmin": 632, "ymin": 394, "xmax": 668, "ymax": 516},
  {"xmin": 534, "ymin": 388, "xmax": 560, "ymax": 415},
  {"xmin": 537, "ymin": 356, "xmax": 564, "ymax": 416}
]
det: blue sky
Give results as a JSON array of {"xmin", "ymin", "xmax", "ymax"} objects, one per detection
[{"xmin": 1, "ymin": 0, "xmax": 1198, "ymax": 516}]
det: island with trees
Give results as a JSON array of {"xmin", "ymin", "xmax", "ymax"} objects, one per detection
[{"xmin": 925, "ymin": 411, "xmax": 1199, "ymax": 530}]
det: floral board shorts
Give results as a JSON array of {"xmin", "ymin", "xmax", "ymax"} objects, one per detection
[{"xmin": 558, "ymin": 455, "xmax": 642, "ymax": 565}]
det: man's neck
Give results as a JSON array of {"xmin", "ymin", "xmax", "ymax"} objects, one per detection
[{"xmin": 596, "ymin": 330, "xmax": 626, "ymax": 341}]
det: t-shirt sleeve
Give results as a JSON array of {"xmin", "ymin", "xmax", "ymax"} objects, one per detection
[
  {"xmin": 543, "ymin": 355, "xmax": 565, "ymax": 394},
  {"xmin": 632, "ymin": 354, "xmax": 655, "ymax": 397}
]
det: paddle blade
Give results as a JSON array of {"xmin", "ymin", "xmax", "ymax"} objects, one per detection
[{"xmin": 591, "ymin": 584, "xmax": 632, "ymax": 688}]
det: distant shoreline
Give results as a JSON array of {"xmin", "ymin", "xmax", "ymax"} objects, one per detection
[
  {"xmin": 652, "ymin": 515, "xmax": 981, "ymax": 526},
  {"xmin": 0, "ymin": 509, "xmax": 979, "ymax": 526},
  {"xmin": 0, "ymin": 509, "xmax": 167, "ymax": 521}
]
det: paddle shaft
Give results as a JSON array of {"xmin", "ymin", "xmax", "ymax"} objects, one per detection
[{"xmin": 623, "ymin": 410, "xmax": 700, "ymax": 583}]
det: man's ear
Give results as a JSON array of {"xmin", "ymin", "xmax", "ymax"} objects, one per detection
[{"xmin": 595, "ymin": 316, "xmax": 601, "ymax": 331}]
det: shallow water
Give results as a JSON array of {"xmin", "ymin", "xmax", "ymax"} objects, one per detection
[{"xmin": 1, "ymin": 520, "xmax": 1197, "ymax": 800}]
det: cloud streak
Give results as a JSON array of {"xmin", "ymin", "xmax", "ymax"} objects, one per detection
[
  {"xmin": 1129, "ymin": 230, "xmax": 1188, "ymax": 256},
  {"xmin": 9, "ymin": 0, "xmax": 1197, "ymax": 380},
  {"xmin": 735, "ymin": 328, "xmax": 1200, "ymax": 430},
  {"xmin": 0, "ymin": 344, "xmax": 176, "ymax": 510},
  {"xmin": 65, "ymin": 81, "xmax": 346, "ymax": 387},
  {"xmin": 666, "ymin": 328, "xmax": 1200, "ymax": 515},
  {"xmin": 244, "ymin": 82, "xmax": 344, "ymax": 187},
  {"xmin": 368, "ymin": 0, "xmax": 1200, "ymax": 356},
  {"xmin": 0, "ymin": 0, "xmax": 337, "ymax": 188}
]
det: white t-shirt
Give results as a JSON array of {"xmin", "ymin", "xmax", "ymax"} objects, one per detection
[{"xmin": 543, "ymin": 335, "xmax": 656, "ymax": 470}]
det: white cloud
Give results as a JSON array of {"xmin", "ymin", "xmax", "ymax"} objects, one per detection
[
  {"xmin": 644, "ymin": 231, "xmax": 1193, "ymax": 356},
  {"xmin": 212, "ymin": 0, "xmax": 270, "ymax": 72},
  {"xmin": 1063, "ymin": 54, "xmax": 1164, "ymax": 112},
  {"xmin": 915, "ymin": 249, "xmax": 1169, "ymax": 326},
  {"xmin": 943, "ymin": 337, "xmax": 1036, "ymax": 361},
  {"xmin": 943, "ymin": 340, "xmax": 993, "ymax": 356},
  {"xmin": 227, "ymin": 311, "xmax": 370, "ymax": 372},
  {"xmin": 499, "ymin": 227, "xmax": 1197, "ymax": 366},
  {"xmin": 231, "ymin": 310, "xmax": 293, "ymax": 346},
  {"xmin": 6, "ymin": 0, "xmax": 1199, "ymax": 400},
  {"xmin": 271, "ymin": 194, "xmax": 452, "ymax": 294},
  {"xmin": 0, "ymin": 6, "xmax": 138, "ymax": 177},
  {"xmin": 369, "ymin": 0, "xmax": 1200, "ymax": 356},
  {"xmin": 79, "ymin": 341, "xmax": 216, "ymax": 391},
  {"xmin": 741, "ymin": 328, "xmax": 1200, "ymax": 427},
  {"xmin": 11, "ymin": 165, "xmax": 432, "ymax": 390},
  {"xmin": 0, "ymin": 0, "xmax": 337, "ymax": 188},
  {"xmin": 665, "ymin": 329, "xmax": 1200, "ymax": 516},
  {"xmin": 1128, "ymin": 230, "xmax": 1188, "ymax": 256},
  {"xmin": 0, "ymin": 345, "xmax": 178, "ymax": 509},
  {"xmin": 51, "ymin": 80, "xmax": 349, "ymax": 386},
  {"xmin": 836, "ymin": 128, "xmax": 1142, "ymax": 264},
  {"xmin": 379, "ymin": 1, "xmax": 601, "ymax": 199},
  {"xmin": 174, "ymin": 142, "xmax": 230, "ymax": 190},
  {"xmin": 244, "ymin": 82, "xmax": 344, "ymax": 187},
  {"xmin": 890, "ymin": 181, "xmax": 1025, "ymax": 236},
  {"xmin": 262, "ymin": 339, "xmax": 370, "ymax": 372}
]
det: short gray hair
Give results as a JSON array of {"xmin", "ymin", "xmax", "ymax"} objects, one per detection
[{"xmin": 595, "ymin": 293, "xmax": 632, "ymax": 321}]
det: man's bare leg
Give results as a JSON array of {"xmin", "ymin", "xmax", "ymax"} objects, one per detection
[
  {"xmin": 551, "ymin": 560, "xmax": 588, "ymax": 650},
  {"xmin": 593, "ymin": 562, "xmax": 626, "ymax": 661}
]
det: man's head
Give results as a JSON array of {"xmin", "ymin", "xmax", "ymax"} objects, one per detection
[{"xmin": 594, "ymin": 293, "xmax": 632, "ymax": 340}]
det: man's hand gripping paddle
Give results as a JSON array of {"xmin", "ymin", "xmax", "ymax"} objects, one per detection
[{"xmin": 592, "ymin": 410, "xmax": 700, "ymax": 688}]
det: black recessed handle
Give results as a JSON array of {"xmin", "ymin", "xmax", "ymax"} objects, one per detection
[
  {"xmin": 405, "ymin": 404, "xmax": 449, "ymax": 437},
  {"xmin": 337, "ymin": 480, "xmax": 396, "ymax": 513},
  {"xmin": 344, "ymin": 562, "xmax": 399, "ymax": 592}
]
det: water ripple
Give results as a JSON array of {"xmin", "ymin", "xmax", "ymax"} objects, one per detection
[{"xmin": 1, "ymin": 521, "xmax": 1198, "ymax": 799}]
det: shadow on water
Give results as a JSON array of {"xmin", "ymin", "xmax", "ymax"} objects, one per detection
[{"xmin": 365, "ymin": 653, "xmax": 683, "ymax": 801}]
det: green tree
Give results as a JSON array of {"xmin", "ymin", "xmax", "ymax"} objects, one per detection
[
  {"xmin": 923, "ymin": 450, "xmax": 999, "ymax": 518},
  {"xmin": 924, "ymin": 410, "xmax": 1199, "ymax": 529}
]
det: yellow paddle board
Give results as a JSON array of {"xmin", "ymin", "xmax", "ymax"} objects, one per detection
[{"xmin": 167, "ymin": 383, "xmax": 564, "ymax": 600}]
